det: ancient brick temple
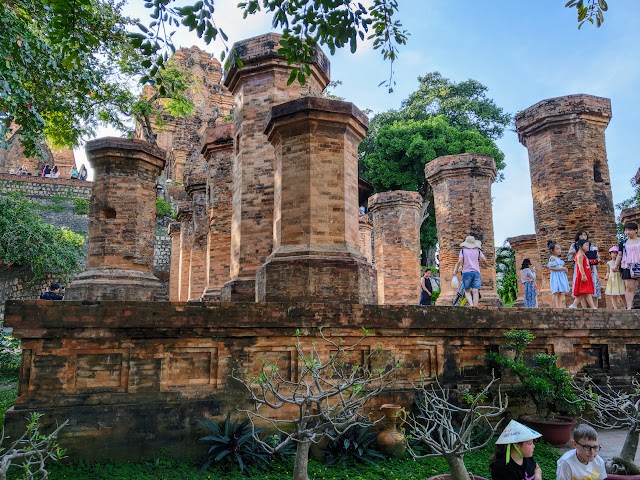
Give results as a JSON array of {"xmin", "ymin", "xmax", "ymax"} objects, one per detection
[
  {"xmin": 516, "ymin": 94, "xmax": 618, "ymax": 306},
  {"xmin": 425, "ymin": 153, "xmax": 499, "ymax": 306}
]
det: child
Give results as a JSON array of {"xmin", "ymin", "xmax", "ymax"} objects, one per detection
[
  {"xmin": 547, "ymin": 240, "xmax": 570, "ymax": 308},
  {"xmin": 614, "ymin": 221, "xmax": 640, "ymax": 309},
  {"xmin": 520, "ymin": 259, "xmax": 537, "ymax": 308},
  {"xmin": 556, "ymin": 423, "xmax": 607, "ymax": 479},
  {"xmin": 570, "ymin": 240, "xmax": 596, "ymax": 309},
  {"xmin": 603, "ymin": 245, "xmax": 625, "ymax": 309},
  {"xmin": 490, "ymin": 419, "xmax": 542, "ymax": 480},
  {"xmin": 568, "ymin": 230, "xmax": 602, "ymax": 308}
]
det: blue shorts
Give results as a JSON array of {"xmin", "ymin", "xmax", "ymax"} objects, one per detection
[{"xmin": 462, "ymin": 271, "xmax": 482, "ymax": 290}]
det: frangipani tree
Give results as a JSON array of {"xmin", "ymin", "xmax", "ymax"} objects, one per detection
[
  {"xmin": 407, "ymin": 375, "xmax": 508, "ymax": 480},
  {"xmin": 233, "ymin": 327, "xmax": 400, "ymax": 480}
]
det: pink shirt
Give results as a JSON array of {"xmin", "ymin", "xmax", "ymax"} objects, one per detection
[
  {"xmin": 459, "ymin": 248, "xmax": 485, "ymax": 273},
  {"xmin": 622, "ymin": 240, "xmax": 640, "ymax": 268}
]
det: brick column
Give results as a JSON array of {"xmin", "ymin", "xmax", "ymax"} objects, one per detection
[
  {"xmin": 221, "ymin": 33, "xmax": 330, "ymax": 302},
  {"xmin": 168, "ymin": 222, "xmax": 181, "ymax": 301},
  {"xmin": 507, "ymin": 234, "xmax": 539, "ymax": 307},
  {"xmin": 368, "ymin": 191, "xmax": 422, "ymax": 305},
  {"xmin": 256, "ymin": 97, "xmax": 377, "ymax": 303},
  {"xmin": 177, "ymin": 202, "xmax": 192, "ymax": 302},
  {"xmin": 66, "ymin": 138, "xmax": 165, "ymax": 301},
  {"xmin": 424, "ymin": 154, "xmax": 499, "ymax": 306},
  {"xmin": 516, "ymin": 94, "xmax": 617, "ymax": 308},
  {"xmin": 201, "ymin": 124, "xmax": 234, "ymax": 301},
  {"xmin": 185, "ymin": 174, "xmax": 208, "ymax": 300},
  {"xmin": 358, "ymin": 214, "xmax": 374, "ymax": 264}
]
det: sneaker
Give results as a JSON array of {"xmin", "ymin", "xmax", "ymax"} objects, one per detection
[{"xmin": 568, "ymin": 304, "xmax": 577, "ymax": 309}]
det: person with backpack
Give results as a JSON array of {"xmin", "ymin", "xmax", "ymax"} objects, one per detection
[
  {"xmin": 614, "ymin": 221, "xmax": 640, "ymax": 309},
  {"xmin": 452, "ymin": 235, "xmax": 486, "ymax": 308}
]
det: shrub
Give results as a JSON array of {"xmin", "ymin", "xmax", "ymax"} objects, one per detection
[
  {"xmin": 72, "ymin": 198, "xmax": 89, "ymax": 215},
  {"xmin": 324, "ymin": 423, "xmax": 385, "ymax": 467},
  {"xmin": 198, "ymin": 413, "xmax": 270, "ymax": 474},
  {"xmin": 156, "ymin": 198, "xmax": 173, "ymax": 217},
  {"xmin": 0, "ymin": 333, "xmax": 20, "ymax": 376}
]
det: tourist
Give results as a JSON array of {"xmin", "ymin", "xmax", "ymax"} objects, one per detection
[
  {"xmin": 520, "ymin": 259, "xmax": 537, "ymax": 308},
  {"xmin": 613, "ymin": 221, "xmax": 640, "ymax": 309},
  {"xmin": 547, "ymin": 240, "xmax": 570, "ymax": 308},
  {"xmin": 50, "ymin": 165, "xmax": 60, "ymax": 178},
  {"xmin": 603, "ymin": 245, "xmax": 625, "ymax": 309},
  {"xmin": 41, "ymin": 164, "xmax": 51, "ymax": 177},
  {"xmin": 39, "ymin": 283, "xmax": 64, "ymax": 301},
  {"xmin": 567, "ymin": 230, "xmax": 601, "ymax": 307},
  {"xmin": 556, "ymin": 424, "xmax": 606, "ymax": 480},
  {"xmin": 452, "ymin": 235, "xmax": 486, "ymax": 307},
  {"xmin": 419, "ymin": 269, "xmax": 433, "ymax": 306},
  {"xmin": 359, "ymin": 205, "xmax": 366, "ymax": 215},
  {"xmin": 17, "ymin": 164, "xmax": 28, "ymax": 175},
  {"xmin": 70, "ymin": 165, "xmax": 79, "ymax": 179},
  {"xmin": 489, "ymin": 419, "xmax": 542, "ymax": 480},
  {"xmin": 569, "ymin": 239, "xmax": 596, "ymax": 309},
  {"xmin": 79, "ymin": 164, "xmax": 88, "ymax": 181}
]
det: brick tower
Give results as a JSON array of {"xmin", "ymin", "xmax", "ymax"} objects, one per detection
[
  {"xmin": 256, "ymin": 97, "xmax": 377, "ymax": 304},
  {"xmin": 185, "ymin": 173, "xmax": 208, "ymax": 300},
  {"xmin": 221, "ymin": 33, "xmax": 330, "ymax": 301},
  {"xmin": 424, "ymin": 154, "xmax": 499, "ymax": 306},
  {"xmin": 516, "ymin": 94, "xmax": 617, "ymax": 306},
  {"xmin": 65, "ymin": 138, "xmax": 165, "ymax": 301},
  {"xmin": 368, "ymin": 191, "xmax": 423, "ymax": 305},
  {"xmin": 201, "ymin": 124, "xmax": 234, "ymax": 301}
]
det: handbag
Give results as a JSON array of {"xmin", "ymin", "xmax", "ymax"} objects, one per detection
[
  {"xmin": 585, "ymin": 249, "xmax": 599, "ymax": 266},
  {"xmin": 629, "ymin": 263, "xmax": 640, "ymax": 279}
]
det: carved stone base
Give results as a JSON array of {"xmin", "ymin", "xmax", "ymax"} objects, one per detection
[
  {"xmin": 65, "ymin": 269, "xmax": 162, "ymax": 301},
  {"xmin": 220, "ymin": 277, "xmax": 256, "ymax": 302}
]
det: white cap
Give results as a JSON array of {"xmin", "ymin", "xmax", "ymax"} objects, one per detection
[{"xmin": 495, "ymin": 420, "xmax": 542, "ymax": 444}]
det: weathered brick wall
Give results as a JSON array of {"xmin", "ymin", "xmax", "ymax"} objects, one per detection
[
  {"xmin": 0, "ymin": 174, "xmax": 92, "ymax": 199},
  {"xmin": 185, "ymin": 174, "xmax": 208, "ymax": 300},
  {"xmin": 0, "ymin": 268, "xmax": 51, "ymax": 320},
  {"xmin": 4, "ymin": 300, "xmax": 640, "ymax": 461},
  {"xmin": 222, "ymin": 33, "xmax": 330, "ymax": 301},
  {"xmin": 358, "ymin": 215, "xmax": 374, "ymax": 263},
  {"xmin": 153, "ymin": 235, "xmax": 171, "ymax": 272},
  {"xmin": 425, "ymin": 154, "xmax": 499, "ymax": 306},
  {"xmin": 516, "ymin": 94, "xmax": 618, "ymax": 306},
  {"xmin": 507, "ymin": 234, "xmax": 539, "ymax": 306}
]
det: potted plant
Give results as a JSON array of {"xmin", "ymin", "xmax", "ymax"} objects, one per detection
[
  {"xmin": 573, "ymin": 375, "xmax": 640, "ymax": 478},
  {"xmin": 407, "ymin": 374, "xmax": 508, "ymax": 480},
  {"xmin": 484, "ymin": 329, "xmax": 582, "ymax": 446}
]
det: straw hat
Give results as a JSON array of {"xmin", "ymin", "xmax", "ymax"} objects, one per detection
[
  {"xmin": 495, "ymin": 420, "xmax": 542, "ymax": 444},
  {"xmin": 460, "ymin": 235, "xmax": 482, "ymax": 249}
]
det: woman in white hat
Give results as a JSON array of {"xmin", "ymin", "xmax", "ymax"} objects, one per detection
[
  {"xmin": 452, "ymin": 235, "xmax": 486, "ymax": 307},
  {"xmin": 489, "ymin": 420, "xmax": 542, "ymax": 480}
]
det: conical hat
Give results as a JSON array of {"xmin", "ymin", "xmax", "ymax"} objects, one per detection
[{"xmin": 495, "ymin": 420, "xmax": 542, "ymax": 444}]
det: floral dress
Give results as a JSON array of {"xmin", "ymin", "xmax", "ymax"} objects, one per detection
[{"xmin": 548, "ymin": 256, "xmax": 570, "ymax": 294}]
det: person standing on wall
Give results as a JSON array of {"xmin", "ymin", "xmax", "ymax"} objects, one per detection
[
  {"xmin": 419, "ymin": 269, "xmax": 433, "ymax": 306},
  {"xmin": 613, "ymin": 221, "xmax": 640, "ymax": 310},
  {"xmin": 452, "ymin": 235, "xmax": 486, "ymax": 308}
]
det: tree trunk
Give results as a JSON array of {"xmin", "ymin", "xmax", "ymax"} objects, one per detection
[
  {"xmin": 446, "ymin": 455, "xmax": 471, "ymax": 480},
  {"xmin": 292, "ymin": 440, "xmax": 311, "ymax": 480},
  {"xmin": 621, "ymin": 428, "xmax": 640, "ymax": 463}
]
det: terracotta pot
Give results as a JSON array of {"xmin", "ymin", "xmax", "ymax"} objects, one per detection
[
  {"xmin": 376, "ymin": 404, "xmax": 407, "ymax": 458},
  {"xmin": 519, "ymin": 414, "xmax": 577, "ymax": 446},
  {"xmin": 426, "ymin": 475, "xmax": 488, "ymax": 480}
]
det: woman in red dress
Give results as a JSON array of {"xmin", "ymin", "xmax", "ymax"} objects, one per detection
[{"xmin": 570, "ymin": 239, "xmax": 596, "ymax": 309}]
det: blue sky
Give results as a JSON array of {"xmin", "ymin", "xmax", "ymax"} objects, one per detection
[{"xmin": 99, "ymin": 1, "xmax": 640, "ymax": 246}]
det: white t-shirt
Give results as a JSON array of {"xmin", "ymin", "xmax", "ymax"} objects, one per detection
[{"xmin": 556, "ymin": 449, "xmax": 607, "ymax": 480}]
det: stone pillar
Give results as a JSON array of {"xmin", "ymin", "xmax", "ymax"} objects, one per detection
[
  {"xmin": 367, "ymin": 191, "xmax": 422, "ymax": 305},
  {"xmin": 516, "ymin": 94, "xmax": 617, "ymax": 307},
  {"xmin": 168, "ymin": 222, "xmax": 181, "ymax": 302},
  {"xmin": 176, "ymin": 202, "xmax": 192, "ymax": 302},
  {"xmin": 358, "ymin": 214, "xmax": 374, "ymax": 264},
  {"xmin": 256, "ymin": 97, "xmax": 376, "ymax": 303},
  {"xmin": 66, "ymin": 138, "xmax": 165, "ymax": 301},
  {"xmin": 507, "ymin": 234, "xmax": 539, "ymax": 307},
  {"xmin": 185, "ymin": 174, "xmax": 208, "ymax": 300},
  {"xmin": 424, "ymin": 154, "xmax": 499, "ymax": 306},
  {"xmin": 221, "ymin": 33, "xmax": 330, "ymax": 302},
  {"xmin": 201, "ymin": 124, "xmax": 234, "ymax": 301}
]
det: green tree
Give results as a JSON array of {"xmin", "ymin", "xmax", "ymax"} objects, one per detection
[
  {"xmin": 496, "ymin": 243, "xmax": 518, "ymax": 306},
  {"xmin": 0, "ymin": 195, "xmax": 85, "ymax": 283}
]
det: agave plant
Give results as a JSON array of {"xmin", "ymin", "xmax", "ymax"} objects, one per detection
[
  {"xmin": 323, "ymin": 423, "xmax": 386, "ymax": 467},
  {"xmin": 198, "ymin": 413, "xmax": 269, "ymax": 474}
]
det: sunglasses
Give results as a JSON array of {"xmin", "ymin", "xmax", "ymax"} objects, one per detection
[{"xmin": 575, "ymin": 440, "xmax": 601, "ymax": 452}]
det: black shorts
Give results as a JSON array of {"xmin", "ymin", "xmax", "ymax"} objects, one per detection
[{"xmin": 621, "ymin": 268, "xmax": 636, "ymax": 280}]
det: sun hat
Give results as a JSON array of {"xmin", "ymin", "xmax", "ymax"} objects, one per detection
[
  {"xmin": 495, "ymin": 420, "xmax": 541, "ymax": 445},
  {"xmin": 460, "ymin": 235, "xmax": 482, "ymax": 249},
  {"xmin": 609, "ymin": 245, "xmax": 619, "ymax": 253}
]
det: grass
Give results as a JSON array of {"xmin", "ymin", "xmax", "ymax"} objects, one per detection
[{"xmin": 6, "ymin": 441, "xmax": 560, "ymax": 480}]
